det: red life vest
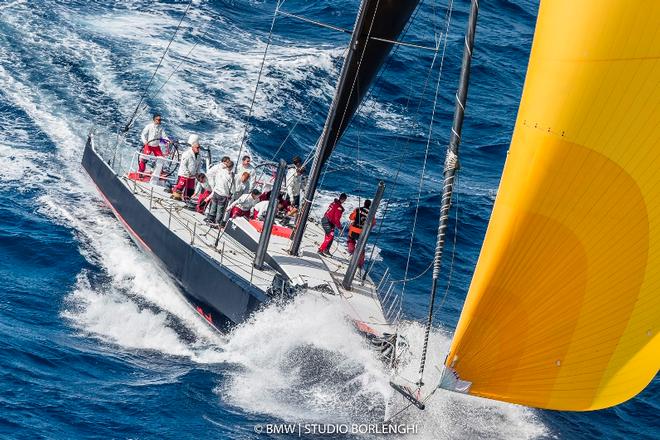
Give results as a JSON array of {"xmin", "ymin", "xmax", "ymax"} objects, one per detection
[{"xmin": 324, "ymin": 199, "xmax": 345, "ymax": 228}]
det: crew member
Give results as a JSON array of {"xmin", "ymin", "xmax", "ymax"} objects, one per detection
[
  {"xmin": 251, "ymin": 195, "xmax": 296, "ymax": 222},
  {"xmin": 252, "ymin": 199, "xmax": 269, "ymax": 221},
  {"xmin": 172, "ymin": 134, "xmax": 201, "ymax": 200},
  {"xmin": 192, "ymin": 173, "xmax": 211, "ymax": 214},
  {"xmin": 227, "ymin": 189, "xmax": 261, "ymax": 219},
  {"xmin": 237, "ymin": 155, "xmax": 254, "ymax": 177},
  {"xmin": 285, "ymin": 156, "xmax": 304, "ymax": 208},
  {"xmin": 231, "ymin": 172, "xmax": 251, "ymax": 200},
  {"xmin": 138, "ymin": 114, "xmax": 169, "ymax": 174},
  {"xmin": 318, "ymin": 193, "xmax": 347, "ymax": 256},
  {"xmin": 207, "ymin": 156, "xmax": 230, "ymax": 189},
  {"xmin": 205, "ymin": 160, "xmax": 234, "ymax": 227},
  {"xmin": 347, "ymin": 199, "xmax": 375, "ymax": 268}
]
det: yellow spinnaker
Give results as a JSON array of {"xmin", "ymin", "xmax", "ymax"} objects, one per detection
[{"xmin": 443, "ymin": 0, "xmax": 659, "ymax": 410}]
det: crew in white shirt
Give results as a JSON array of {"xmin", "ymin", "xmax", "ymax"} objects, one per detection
[
  {"xmin": 172, "ymin": 134, "xmax": 201, "ymax": 200},
  {"xmin": 226, "ymin": 189, "xmax": 261, "ymax": 220},
  {"xmin": 207, "ymin": 156, "xmax": 230, "ymax": 189},
  {"xmin": 252, "ymin": 200, "xmax": 270, "ymax": 221},
  {"xmin": 236, "ymin": 155, "xmax": 255, "ymax": 177},
  {"xmin": 205, "ymin": 160, "xmax": 234, "ymax": 227},
  {"xmin": 138, "ymin": 114, "xmax": 169, "ymax": 174}
]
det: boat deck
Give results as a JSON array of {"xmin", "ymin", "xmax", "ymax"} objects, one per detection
[{"xmin": 123, "ymin": 175, "xmax": 395, "ymax": 337}]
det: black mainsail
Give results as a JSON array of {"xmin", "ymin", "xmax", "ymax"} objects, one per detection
[{"xmin": 290, "ymin": 0, "xmax": 421, "ymax": 254}]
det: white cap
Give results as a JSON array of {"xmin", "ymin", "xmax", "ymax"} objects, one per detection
[{"xmin": 188, "ymin": 134, "xmax": 200, "ymax": 146}]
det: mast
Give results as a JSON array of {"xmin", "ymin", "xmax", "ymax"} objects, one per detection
[
  {"xmin": 342, "ymin": 181, "xmax": 385, "ymax": 290},
  {"xmin": 289, "ymin": 0, "xmax": 420, "ymax": 255},
  {"xmin": 254, "ymin": 160, "xmax": 287, "ymax": 270},
  {"xmin": 416, "ymin": 0, "xmax": 479, "ymax": 386}
]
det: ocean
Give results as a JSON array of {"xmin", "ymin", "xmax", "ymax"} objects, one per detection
[{"xmin": 0, "ymin": 0, "xmax": 657, "ymax": 438}]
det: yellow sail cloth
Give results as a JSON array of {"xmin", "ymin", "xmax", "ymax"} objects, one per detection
[{"xmin": 444, "ymin": 0, "xmax": 659, "ymax": 410}]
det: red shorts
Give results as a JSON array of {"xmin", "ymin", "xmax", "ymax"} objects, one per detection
[
  {"xmin": 174, "ymin": 176, "xmax": 196, "ymax": 192},
  {"xmin": 138, "ymin": 144, "xmax": 164, "ymax": 173},
  {"xmin": 197, "ymin": 190, "xmax": 211, "ymax": 213},
  {"xmin": 230, "ymin": 207, "xmax": 250, "ymax": 219},
  {"xmin": 142, "ymin": 144, "xmax": 164, "ymax": 157}
]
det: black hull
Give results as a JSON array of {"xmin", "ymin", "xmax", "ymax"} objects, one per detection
[{"xmin": 82, "ymin": 137, "xmax": 268, "ymax": 331}]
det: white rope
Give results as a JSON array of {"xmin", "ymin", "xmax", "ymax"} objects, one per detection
[
  {"xmin": 232, "ymin": 0, "xmax": 282, "ymax": 179},
  {"xmin": 361, "ymin": 0, "xmax": 450, "ymax": 290},
  {"xmin": 401, "ymin": 0, "xmax": 454, "ymax": 295},
  {"xmin": 444, "ymin": 149, "xmax": 458, "ymax": 172}
]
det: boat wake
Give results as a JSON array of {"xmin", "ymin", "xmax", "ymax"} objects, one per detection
[
  {"xmin": 0, "ymin": 52, "xmax": 546, "ymax": 440},
  {"xmin": 62, "ymin": 266, "xmax": 547, "ymax": 439}
]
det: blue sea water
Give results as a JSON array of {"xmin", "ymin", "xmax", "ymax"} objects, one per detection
[{"xmin": 0, "ymin": 0, "xmax": 657, "ymax": 439}]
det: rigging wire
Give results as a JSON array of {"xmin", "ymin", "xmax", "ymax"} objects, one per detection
[
  {"xmin": 340, "ymin": 0, "xmax": 437, "ymax": 274},
  {"xmin": 314, "ymin": 0, "xmax": 385, "ymax": 198},
  {"xmin": 414, "ymin": 0, "xmax": 457, "ymax": 389},
  {"xmin": 277, "ymin": 9, "xmax": 441, "ymax": 51},
  {"xmin": 122, "ymin": 0, "xmax": 196, "ymax": 133},
  {"xmin": 437, "ymin": 173, "xmax": 462, "ymax": 316},
  {"xmin": 310, "ymin": 0, "xmax": 457, "ymax": 225},
  {"xmin": 232, "ymin": 0, "xmax": 282, "ymax": 180},
  {"xmin": 277, "ymin": 10, "xmax": 351, "ymax": 34},
  {"xmin": 317, "ymin": 0, "xmax": 430, "ymax": 196},
  {"xmin": 401, "ymin": 0, "xmax": 454, "ymax": 298},
  {"xmin": 321, "ymin": 126, "xmax": 512, "ymax": 175},
  {"xmin": 362, "ymin": 0, "xmax": 453, "ymax": 290},
  {"xmin": 383, "ymin": 220, "xmax": 459, "ymax": 423}
]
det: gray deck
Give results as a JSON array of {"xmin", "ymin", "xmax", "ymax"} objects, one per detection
[{"xmin": 124, "ymin": 176, "xmax": 395, "ymax": 337}]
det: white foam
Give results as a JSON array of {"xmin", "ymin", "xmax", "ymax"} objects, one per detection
[
  {"xmin": 0, "ymin": 145, "xmax": 48, "ymax": 185},
  {"xmin": 64, "ymin": 273, "xmax": 195, "ymax": 357},
  {"xmin": 209, "ymin": 296, "xmax": 547, "ymax": 439},
  {"xmin": 386, "ymin": 321, "xmax": 548, "ymax": 439},
  {"xmin": 217, "ymin": 293, "xmax": 391, "ymax": 422},
  {"xmin": 360, "ymin": 98, "xmax": 413, "ymax": 133},
  {"xmin": 0, "ymin": 0, "xmax": 26, "ymax": 12},
  {"xmin": 38, "ymin": 194, "xmax": 226, "ymax": 349}
]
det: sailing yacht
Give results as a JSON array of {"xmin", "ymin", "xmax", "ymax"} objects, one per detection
[
  {"xmin": 81, "ymin": 0, "xmax": 420, "ymax": 361},
  {"xmin": 81, "ymin": 0, "xmax": 658, "ymax": 415}
]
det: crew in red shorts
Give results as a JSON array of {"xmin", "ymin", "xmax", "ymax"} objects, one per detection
[
  {"xmin": 227, "ymin": 189, "xmax": 262, "ymax": 220},
  {"xmin": 138, "ymin": 114, "xmax": 169, "ymax": 174},
  {"xmin": 193, "ymin": 173, "xmax": 212, "ymax": 213},
  {"xmin": 172, "ymin": 134, "xmax": 201, "ymax": 201}
]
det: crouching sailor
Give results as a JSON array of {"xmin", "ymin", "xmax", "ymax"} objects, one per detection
[
  {"xmin": 252, "ymin": 199, "xmax": 269, "ymax": 221},
  {"xmin": 347, "ymin": 199, "xmax": 375, "ymax": 268},
  {"xmin": 227, "ymin": 189, "xmax": 261, "ymax": 220},
  {"xmin": 205, "ymin": 160, "xmax": 233, "ymax": 228},
  {"xmin": 318, "ymin": 193, "xmax": 346, "ymax": 256},
  {"xmin": 192, "ymin": 173, "xmax": 211, "ymax": 213},
  {"xmin": 172, "ymin": 134, "xmax": 201, "ymax": 200},
  {"xmin": 139, "ymin": 114, "xmax": 169, "ymax": 174}
]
